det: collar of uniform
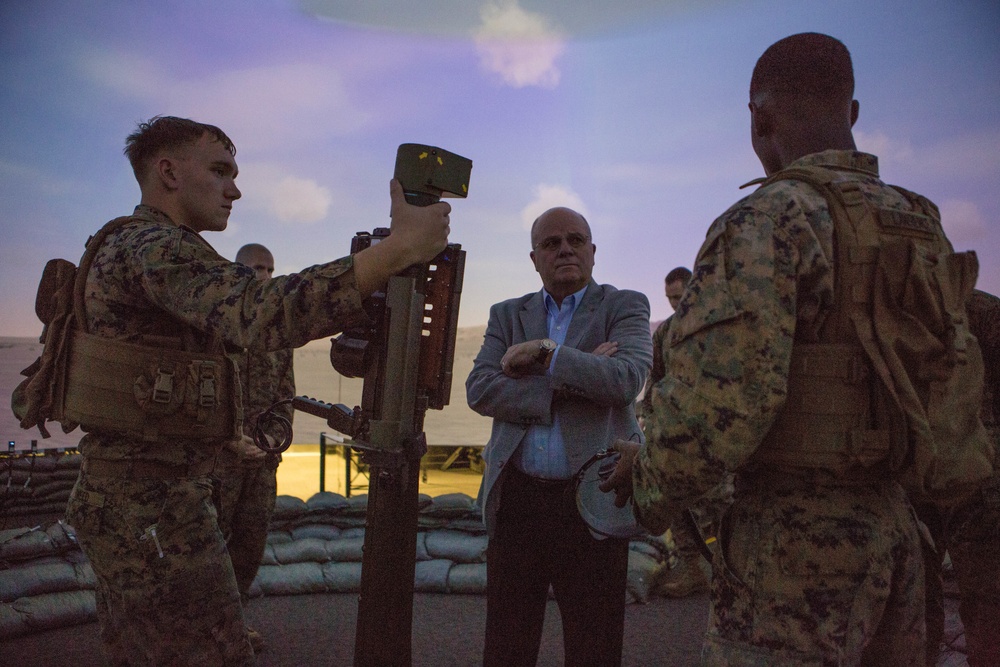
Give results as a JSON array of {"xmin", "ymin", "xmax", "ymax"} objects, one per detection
[
  {"xmin": 132, "ymin": 204, "xmax": 177, "ymax": 227},
  {"xmin": 785, "ymin": 149, "xmax": 879, "ymax": 177}
]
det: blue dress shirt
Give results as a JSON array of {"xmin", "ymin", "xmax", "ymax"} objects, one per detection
[{"xmin": 515, "ymin": 284, "xmax": 588, "ymax": 480}]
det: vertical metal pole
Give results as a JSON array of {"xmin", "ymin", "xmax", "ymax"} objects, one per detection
[
  {"xmin": 346, "ymin": 441, "xmax": 352, "ymax": 498},
  {"xmin": 353, "ymin": 270, "xmax": 426, "ymax": 667},
  {"xmin": 319, "ymin": 432, "xmax": 327, "ymax": 493}
]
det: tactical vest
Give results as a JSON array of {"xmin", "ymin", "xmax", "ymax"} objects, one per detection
[
  {"xmin": 12, "ymin": 216, "xmax": 242, "ymax": 442},
  {"xmin": 750, "ymin": 166, "xmax": 993, "ymax": 506}
]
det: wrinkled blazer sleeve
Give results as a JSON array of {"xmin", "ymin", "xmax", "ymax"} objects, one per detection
[
  {"xmin": 549, "ymin": 289, "xmax": 651, "ymax": 408},
  {"xmin": 466, "ymin": 300, "xmax": 554, "ymax": 425}
]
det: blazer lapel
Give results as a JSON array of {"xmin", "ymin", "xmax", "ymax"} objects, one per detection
[
  {"xmin": 519, "ymin": 290, "xmax": 550, "ymax": 341},
  {"xmin": 564, "ymin": 280, "xmax": 602, "ymax": 350}
]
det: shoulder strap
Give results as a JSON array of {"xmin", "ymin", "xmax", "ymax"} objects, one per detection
[{"xmin": 72, "ymin": 216, "xmax": 136, "ymax": 334}]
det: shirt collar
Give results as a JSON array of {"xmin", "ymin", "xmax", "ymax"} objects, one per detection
[{"xmin": 542, "ymin": 283, "xmax": 589, "ymax": 316}]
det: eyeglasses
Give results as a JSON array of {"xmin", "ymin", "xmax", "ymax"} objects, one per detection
[{"xmin": 533, "ymin": 233, "xmax": 591, "ymax": 252}]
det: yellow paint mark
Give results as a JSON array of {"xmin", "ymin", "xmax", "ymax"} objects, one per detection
[
  {"xmin": 705, "ymin": 537, "xmax": 717, "ymax": 544},
  {"xmin": 437, "ymin": 157, "xmax": 443, "ymax": 165},
  {"xmin": 418, "ymin": 152, "xmax": 429, "ymax": 160},
  {"xmin": 462, "ymin": 184, "xmax": 467, "ymax": 193}
]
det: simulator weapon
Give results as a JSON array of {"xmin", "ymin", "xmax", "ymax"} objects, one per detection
[{"xmin": 258, "ymin": 144, "xmax": 471, "ymax": 666}]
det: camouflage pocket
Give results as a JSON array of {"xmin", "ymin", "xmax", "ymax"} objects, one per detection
[{"xmin": 65, "ymin": 484, "xmax": 105, "ymax": 538}]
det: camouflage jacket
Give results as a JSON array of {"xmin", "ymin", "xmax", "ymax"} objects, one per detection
[
  {"xmin": 968, "ymin": 289, "xmax": 1000, "ymax": 444},
  {"xmin": 633, "ymin": 150, "xmax": 942, "ymax": 533},
  {"xmin": 640, "ymin": 315, "xmax": 672, "ymax": 421},
  {"xmin": 78, "ymin": 205, "xmax": 363, "ymax": 466}
]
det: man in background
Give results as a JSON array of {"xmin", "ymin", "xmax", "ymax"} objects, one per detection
[
  {"xmin": 215, "ymin": 242, "xmax": 295, "ymax": 653},
  {"xmin": 920, "ymin": 288, "xmax": 1000, "ymax": 666},
  {"xmin": 642, "ymin": 266, "xmax": 732, "ymax": 599},
  {"xmin": 467, "ymin": 206, "xmax": 651, "ymax": 666}
]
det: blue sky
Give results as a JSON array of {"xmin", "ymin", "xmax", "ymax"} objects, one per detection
[{"xmin": 1, "ymin": 0, "xmax": 998, "ymax": 337}]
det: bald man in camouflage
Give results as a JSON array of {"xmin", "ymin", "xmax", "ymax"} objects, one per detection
[
  {"xmin": 214, "ymin": 242, "xmax": 294, "ymax": 653},
  {"xmin": 601, "ymin": 33, "xmax": 969, "ymax": 663}
]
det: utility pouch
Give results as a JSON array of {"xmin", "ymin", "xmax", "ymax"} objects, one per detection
[{"xmin": 63, "ymin": 331, "xmax": 241, "ymax": 442}]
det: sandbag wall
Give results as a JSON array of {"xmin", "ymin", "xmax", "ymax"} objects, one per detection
[
  {"xmin": 1, "ymin": 451, "xmax": 82, "ymax": 530},
  {"xmin": 1, "ymin": 450, "xmax": 671, "ymax": 640}
]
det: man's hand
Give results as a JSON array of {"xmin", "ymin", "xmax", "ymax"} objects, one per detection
[
  {"xmin": 224, "ymin": 435, "xmax": 267, "ymax": 464},
  {"xmin": 387, "ymin": 179, "xmax": 451, "ymax": 264},
  {"xmin": 599, "ymin": 438, "xmax": 641, "ymax": 508},
  {"xmin": 501, "ymin": 339, "xmax": 547, "ymax": 378},
  {"xmin": 353, "ymin": 179, "xmax": 451, "ymax": 296}
]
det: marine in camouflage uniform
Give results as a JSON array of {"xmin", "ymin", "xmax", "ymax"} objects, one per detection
[
  {"xmin": 214, "ymin": 243, "xmax": 295, "ymax": 643},
  {"xmin": 216, "ymin": 347, "xmax": 294, "ymax": 604},
  {"xmin": 63, "ymin": 116, "xmax": 450, "ymax": 666},
  {"xmin": 642, "ymin": 269, "xmax": 734, "ymax": 598},
  {"xmin": 920, "ymin": 289, "xmax": 1000, "ymax": 666},
  {"xmin": 605, "ymin": 35, "xmax": 931, "ymax": 665}
]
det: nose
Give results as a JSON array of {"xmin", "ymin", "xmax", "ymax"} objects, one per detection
[{"xmin": 228, "ymin": 182, "xmax": 242, "ymax": 201}]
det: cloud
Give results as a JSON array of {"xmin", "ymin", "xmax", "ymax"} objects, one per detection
[
  {"xmin": 854, "ymin": 130, "xmax": 915, "ymax": 164},
  {"xmin": 0, "ymin": 159, "xmax": 83, "ymax": 197},
  {"xmin": 77, "ymin": 52, "xmax": 370, "ymax": 151},
  {"xmin": 238, "ymin": 165, "xmax": 333, "ymax": 224},
  {"xmin": 299, "ymin": 0, "xmax": 726, "ymax": 38},
  {"xmin": 474, "ymin": 1, "xmax": 565, "ymax": 88},
  {"xmin": 937, "ymin": 199, "xmax": 987, "ymax": 245},
  {"xmin": 519, "ymin": 184, "xmax": 587, "ymax": 228}
]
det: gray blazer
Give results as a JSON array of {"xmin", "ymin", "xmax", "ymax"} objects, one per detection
[{"xmin": 466, "ymin": 280, "xmax": 652, "ymax": 537}]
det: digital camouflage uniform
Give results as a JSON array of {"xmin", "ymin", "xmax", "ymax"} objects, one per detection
[
  {"xmin": 634, "ymin": 151, "xmax": 926, "ymax": 666},
  {"xmin": 642, "ymin": 316, "xmax": 732, "ymax": 572},
  {"xmin": 64, "ymin": 205, "xmax": 366, "ymax": 666},
  {"xmin": 920, "ymin": 289, "xmax": 1000, "ymax": 666},
  {"xmin": 216, "ymin": 347, "xmax": 295, "ymax": 601}
]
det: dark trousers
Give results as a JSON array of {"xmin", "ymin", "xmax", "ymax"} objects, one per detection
[{"xmin": 484, "ymin": 465, "xmax": 629, "ymax": 667}]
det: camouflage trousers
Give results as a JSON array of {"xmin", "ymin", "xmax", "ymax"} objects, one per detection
[
  {"xmin": 65, "ymin": 470, "xmax": 255, "ymax": 666},
  {"xmin": 669, "ymin": 474, "xmax": 733, "ymax": 560},
  {"xmin": 215, "ymin": 456, "xmax": 279, "ymax": 599},
  {"xmin": 702, "ymin": 474, "xmax": 925, "ymax": 667},
  {"xmin": 917, "ymin": 472, "xmax": 1000, "ymax": 667}
]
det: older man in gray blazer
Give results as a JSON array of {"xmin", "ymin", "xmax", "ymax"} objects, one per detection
[{"xmin": 467, "ymin": 206, "xmax": 652, "ymax": 667}]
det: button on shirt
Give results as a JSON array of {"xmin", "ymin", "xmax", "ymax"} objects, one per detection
[{"xmin": 515, "ymin": 285, "xmax": 588, "ymax": 480}]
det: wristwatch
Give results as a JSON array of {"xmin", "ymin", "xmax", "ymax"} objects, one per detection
[{"xmin": 537, "ymin": 338, "xmax": 557, "ymax": 367}]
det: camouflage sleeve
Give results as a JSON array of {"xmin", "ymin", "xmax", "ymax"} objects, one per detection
[
  {"xmin": 968, "ymin": 289, "xmax": 1000, "ymax": 437},
  {"xmin": 127, "ymin": 224, "xmax": 367, "ymax": 351},
  {"xmin": 632, "ymin": 202, "xmax": 801, "ymax": 534},
  {"xmin": 242, "ymin": 348, "xmax": 296, "ymax": 443},
  {"xmin": 641, "ymin": 318, "xmax": 670, "ymax": 420},
  {"xmin": 275, "ymin": 348, "xmax": 296, "ymax": 429}
]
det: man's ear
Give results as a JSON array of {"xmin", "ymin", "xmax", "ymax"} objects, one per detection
[
  {"xmin": 155, "ymin": 156, "xmax": 180, "ymax": 191},
  {"xmin": 750, "ymin": 102, "xmax": 773, "ymax": 138}
]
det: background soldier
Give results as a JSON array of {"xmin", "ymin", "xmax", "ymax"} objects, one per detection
[
  {"xmin": 642, "ymin": 266, "xmax": 733, "ymax": 598},
  {"xmin": 214, "ymin": 242, "xmax": 295, "ymax": 653},
  {"xmin": 602, "ymin": 33, "xmax": 958, "ymax": 663},
  {"xmin": 919, "ymin": 288, "xmax": 1000, "ymax": 666},
  {"xmin": 63, "ymin": 116, "xmax": 450, "ymax": 665}
]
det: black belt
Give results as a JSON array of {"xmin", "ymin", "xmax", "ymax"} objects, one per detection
[{"xmin": 508, "ymin": 464, "xmax": 572, "ymax": 491}]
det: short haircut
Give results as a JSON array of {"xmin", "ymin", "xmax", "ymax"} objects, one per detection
[
  {"xmin": 750, "ymin": 33, "xmax": 854, "ymax": 103},
  {"xmin": 665, "ymin": 267, "xmax": 692, "ymax": 285},
  {"xmin": 124, "ymin": 115, "xmax": 235, "ymax": 184},
  {"xmin": 235, "ymin": 243, "xmax": 272, "ymax": 265}
]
